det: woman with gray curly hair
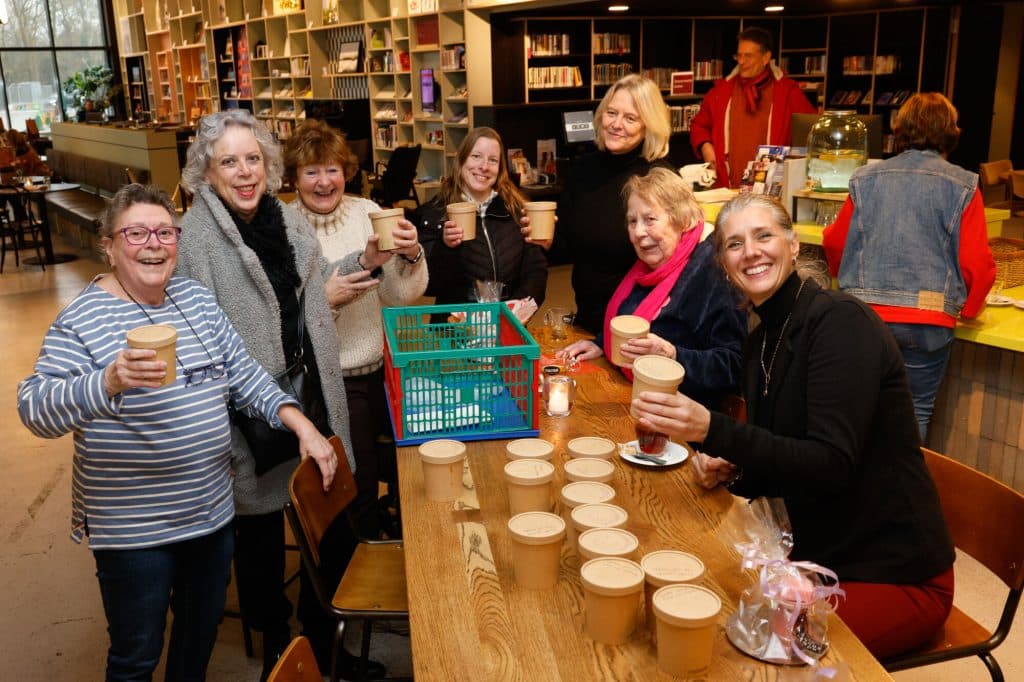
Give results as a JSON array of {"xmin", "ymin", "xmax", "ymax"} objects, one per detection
[{"xmin": 175, "ymin": 110, "xmax": 372, "ymax": 679}]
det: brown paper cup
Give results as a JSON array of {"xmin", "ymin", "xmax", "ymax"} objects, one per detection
[
  {"xmin": 653, "ymin": 584, "xmax": 721, "ymax": 678},
  {"xmin": 505, "ymin": 438, "xmax": 554, "ymax": 462},
  {"xmin": 524, "ymin": 201, "xmax": 556, "ymax": 240},
  {"xmin": 563, "ymin": 457, "xmax": 615, "ymax": 483},
  {"xmin": 566, "ymin": 436, "xmax": 616, "ymax": 460},
  {"xmin": 578, "ymin": 527, "xmax": 640, "ymax": 562},
  {"xmin": 418, "ymin": 439, "xmax": 466, "ymax": 502},
  {"xmin": 508, "ymin": 512, "xmax": 565, "ymax": 590},
  {"xmin": 368, "ymin": 207, "xmax": 404, "ymax": 251},
  {"xmin": 580, "ymin": 557, "xmax": 645, "ymax": 644},
  {"xmin": 641, "ymin": 550, "xmax": 705, "ymax": 639},
  {"xmin": 609, "ymin": 315, "xmax": 650, "ymax": 367},
  {"xmin": 630, "ymin": 355, "xmax": 685, "ymax": 418},
  {"xmin": 504, "ymin": 459, "xmax": 555, "ymax": 516},
  {"xmin": 447, "ymin": 202, "xmax": 477, "ymax": 241},
  {"xmin": 126, "ymin": 324, "xmax": 177, "ymax": 386},
  {"xmin": 559, "ymin": 481, "xmax": 615, "ymax": 548}
]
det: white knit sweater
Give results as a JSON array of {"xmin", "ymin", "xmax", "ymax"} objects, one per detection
[{"xmin": 297, "ymin": 196, "xmax": 428, "ymax": 375}]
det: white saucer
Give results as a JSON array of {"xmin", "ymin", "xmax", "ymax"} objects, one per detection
[
  {"xmin": 619, "ymin": 440, "xmax": 689, "ymax": 467},
  {"xmin": 987, "ymin": 295, "xmax": 1014, "ymax": 306},
  {"xmin": 1014, "ymin": 300, "xmax": 1024, "ymax": 311}
]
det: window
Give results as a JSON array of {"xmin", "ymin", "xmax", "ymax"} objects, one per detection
[{"xmin": 0, "ymin": 0, "xmax": 112, "ymax": 133}]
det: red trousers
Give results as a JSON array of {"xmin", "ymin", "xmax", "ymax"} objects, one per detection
[{"xmin": 835, "ymin": 565, "xmax": 955, "ymax": 659}]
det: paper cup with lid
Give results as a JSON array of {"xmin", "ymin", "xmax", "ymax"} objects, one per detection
[
  {"xmin": 524, "ymin": 201, "xmax": 557, "ymax": 240},
  {"xmin": 126, "ymin": 324, "xmax": 177, "ymax": 386},
  {"xmin": 504, "ymin": 459, "xmax": 555, "ymax": 515},
  {"xmin": 564, "ymin": 457, "xmax": 615, "ymax": 483},
  {"xmin": 578, "ymin": 527, "xmax": 639, "ymax": 562},
  {"xmin": 417, "ymin": 439, "xmax": 466, "ymax": 502},
  {"xmin": 367, "ymin": 207, "xmax": 404, "ymax": 250},
  {"xmin": 609, "ymin": 315, "xmax": 650, "ymax": 366},
  {"xmin": 507, "ymin": 511, "xmax": 566, "ymax": 589},
  {"xmin": 580, "ymin": 557, "xmax": 645, "ymax": 644},
  {"xmin": 570, "ymin": 503, "xmax": 628, "ymax": 551},
  {"xmin": 641, "ymin": 550, "xmax": 705, "ymax": 637},
  {"xmin": 630, "ymin": 355, "xmax": 685, "ymax": 418},
  {"xmin": 652, "ymin": 583, "xmax": 722, "ymax": 677},
  {"xmin": 505, "ymin": 437, "xmax": 554, "ymax": 462},
  {"xmin": 566, "ymin": 436, "xmax": 616, "ymax": 460},
  {"xmin": 446, "ymin": 201, "xmax": 477, "ymax": 240},
  {"xmin": 559, "ymin": 481, "xmax": 615, "ymax": 547}
]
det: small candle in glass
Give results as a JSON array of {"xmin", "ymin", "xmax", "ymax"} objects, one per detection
[{"xmin": 544, "ymin": 375, "xmax": 575, "ymax": 417}]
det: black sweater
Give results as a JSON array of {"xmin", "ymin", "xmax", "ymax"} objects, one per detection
[
  {"xmin": 415, "ymin": 195, "xmax": 548, "ymax": 305},
  {"xmin": 552, "ymin": 147, "xmax": 672, "ymax": 333},
  {"xmin": 703, "ymin": 274, "xmax": 954, "ymax": 585}
]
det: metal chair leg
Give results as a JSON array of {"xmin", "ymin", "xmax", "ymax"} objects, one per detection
[{"xmin": 981, "ymin": 652, "xmax": 1004, "ymax": 682}]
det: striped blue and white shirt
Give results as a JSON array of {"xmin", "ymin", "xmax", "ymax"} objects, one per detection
[{"xmin": 18, "ymin": 276, "xmax": 296, "ymax": 550}]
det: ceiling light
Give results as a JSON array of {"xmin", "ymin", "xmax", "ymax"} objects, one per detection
[
  {"xmin": 764, "ymin": 4, "xmax": 784, "ymax": 11},
  {"xmin": 608, "ymin": 4, "xmax": 629, "ymax": 12}
]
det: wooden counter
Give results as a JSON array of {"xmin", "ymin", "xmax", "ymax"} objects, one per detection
[
  {"xmin": 396, "ymin": 343, "xmax": 892, "ymax": 680},
  {"xmin": 49, "ymin": 122, "xmax": 181, "ymax": 195}
]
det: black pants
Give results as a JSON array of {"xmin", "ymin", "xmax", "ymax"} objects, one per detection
[{"xmin": 343, "ymin": 369, "xmax": 399, "ymax": 538}]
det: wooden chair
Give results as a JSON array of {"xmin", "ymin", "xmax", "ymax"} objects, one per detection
[
  {"xmin": 1, "ymin": 185, "xmax": 46, "ymax": 273},
  {"xmin": 979, "ymin": 160, "xmax": 1013, "ymax": 206},
  {"xmin": 881, "ymin": 448, "xmax": 1024, "ymax": 681},
  {"xmin": 266, "ymin": 636, "xmax": 323, "ymax": 682},
  {"xmin": 285, "ymin": 437, "xmax": 409, "ymax": 682},
  {"xmin": 1009, "ymin": 170, "xmax": 1024, "ymax": 218}
]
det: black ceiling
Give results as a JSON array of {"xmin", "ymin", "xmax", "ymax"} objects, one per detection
[{"xmin": 498, "ymin": 0, "xmax": 962, "ymax": 18}]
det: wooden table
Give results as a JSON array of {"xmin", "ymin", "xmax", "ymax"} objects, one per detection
[{"xmin": 396, "ymin": 349, "xmax": 893, "ymax": 680}]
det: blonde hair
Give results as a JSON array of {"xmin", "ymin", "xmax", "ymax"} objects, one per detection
[
  {"xmin": 594, "ymin": 74, "xmax": 670, "ymax": 162},
  {"xmin": 622, "ymin": 167, "xmax": 703, "ymax": 232}
]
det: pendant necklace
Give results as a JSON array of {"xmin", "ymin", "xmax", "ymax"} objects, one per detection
[{"xmin": 759, "ymin": 279, "xmax": 806, "ymax": 398}]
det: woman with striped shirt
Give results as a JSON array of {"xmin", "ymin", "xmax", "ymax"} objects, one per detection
[{"xmin": 17, "ymin": 184, "xmax": 337, "ymax": 681}]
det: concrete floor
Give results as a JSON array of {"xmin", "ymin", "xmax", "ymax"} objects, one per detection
[{"xmin": 2, "ymin": 232, "xmax": 1021, "ymax": 680}]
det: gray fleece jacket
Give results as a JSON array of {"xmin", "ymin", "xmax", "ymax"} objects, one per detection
[{"xmin": 176, "ymin": 184, "xmax": 355, "ymax": 515}]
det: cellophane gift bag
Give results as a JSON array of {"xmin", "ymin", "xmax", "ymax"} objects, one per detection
[{"xmin": 725, "ymin": 497, "xmax": 845, "ymax": 665}]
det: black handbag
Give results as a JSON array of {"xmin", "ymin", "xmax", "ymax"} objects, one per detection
[{"xmin": 232, "ymin": 292, "xmax": 331, "ymax": 476}]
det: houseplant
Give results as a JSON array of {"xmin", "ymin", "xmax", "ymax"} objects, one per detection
[{"xmin": 62, "ymin": 65, "xmax": 121, "ymax": 120}]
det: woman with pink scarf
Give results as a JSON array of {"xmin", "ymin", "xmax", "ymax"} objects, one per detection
[{"xmin": 557, "ymin": 168, "xmax": 746, "ymax": 410}]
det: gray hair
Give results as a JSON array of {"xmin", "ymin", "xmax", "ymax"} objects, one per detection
[
  {"xmin": 98, "ymin": 183, "xmax": 177, "ymax": 262},
  {"xmin": 712, "ymin": 193, "xmax": 829, "ymax": 289},
  {"xmin": 180, "ymin": 110, "xmax": 283, "ymax": 194}
]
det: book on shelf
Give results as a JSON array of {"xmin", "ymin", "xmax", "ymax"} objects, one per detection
[
  {"xmin": 527, "ymin": 66, "xmax": 583, "ymax": 89},
  {"xmin": 593, "ymin": 33, "xmax": 631, "ymax": 55},
  {"xmin": 843, "ymin": 90, "xmax": 862, "ymax": 106},
  {"xmin": 335, "ymin": 43, "xmax": 360, "ymax": 73},
  {"xmin": 415, "ymin": 16, "xmax": 439, "ymax": 46},
  {"xmin": 536, "ymin": 138, "xmax": 556, "ymax": 173},
  {"xmin": 829, "ymin": 90, "xmax": 847, "ymax": 106},
  {"xmin": 860, "ymin": 89, "xmax": 873, "ymax": 105},
  {"xmin": 875, "ymin": 91, "xmax": 894, "ymax": 106},
  {"xmin": 529, "ymin": 34, "xmax": 571, "ymax": 58}
]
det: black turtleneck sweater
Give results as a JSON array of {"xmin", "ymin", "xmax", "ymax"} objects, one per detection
[
  {"xmin": 703, "ymin": 273, "xmax": 954, "ymax": 585},
  {"xmin": 553, "ymin": 146, "xmax": 672, "ymax": 333}
]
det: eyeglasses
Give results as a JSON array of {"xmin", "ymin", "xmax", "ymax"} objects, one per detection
[
  {"xmin": 468, "ymin": 152, "xmax": 500, "ymax": 168},
  {"xmin": 184, "ymin": 362, "xmax": 226, "ymax": 387},
  {"xmin": 119, "ymin": 225, "xmax": 182, "ymax": 245}
]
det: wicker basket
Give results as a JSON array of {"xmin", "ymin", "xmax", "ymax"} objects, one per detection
[{"xmin": 989, "ymin": 237, "xmax": 1024, "ymax": 288}]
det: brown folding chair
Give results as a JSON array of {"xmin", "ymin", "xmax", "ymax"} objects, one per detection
[
  {"xmin": 285, "ymin": 437, "xmax": 409, "ymax": 682},
  {"xmin": 979, "ymin": 160, "xmax": 1013, "ymax": 209},
  {"xmin": 266, "ymin": 636, "xmax": 323, "ymax": 682},
  {"xmin": 882, "ymin": 447, "xmax": 1024, "ymax": 681}
]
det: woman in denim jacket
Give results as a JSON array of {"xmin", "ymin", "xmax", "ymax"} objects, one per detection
[{"xmin": 823, "ymin": 93, "xmax": 995, "ymax": 440}]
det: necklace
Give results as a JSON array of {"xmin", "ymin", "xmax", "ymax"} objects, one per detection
[{"xmin": 759, "ymin": 279, "xmax": 806, "ymax": 398}]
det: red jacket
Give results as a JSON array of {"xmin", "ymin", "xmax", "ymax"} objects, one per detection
[{"xmin": 690, "ymin": 64, "xmax": 816, "ymax": 189}]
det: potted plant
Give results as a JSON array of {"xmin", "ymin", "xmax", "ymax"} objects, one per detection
[{"xmin": 62, "ymin": 65, "xmax": 121, "ymax": 120}]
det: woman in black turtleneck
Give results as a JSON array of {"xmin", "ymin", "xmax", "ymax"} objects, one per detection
[
  {"xmin": 631, "ymin": 194, "xmax": 955, "ymax": 662},
  {"xmin": 545, "ymin": 74, "xmax": 674, "ymax": 333}
]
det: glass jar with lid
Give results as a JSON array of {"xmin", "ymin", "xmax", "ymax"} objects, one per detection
[{"xmin": 805, "ymin": 110, "xmax": 869, "ymax": 192}]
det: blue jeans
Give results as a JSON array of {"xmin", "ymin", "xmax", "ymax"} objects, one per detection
[
  {"xmin": 887, "ymin": 323, "xmax": 954, "ymax": 442},
  {"xmin": 93, "ymin": 523, "xmax": 234, "ymax": 682}
]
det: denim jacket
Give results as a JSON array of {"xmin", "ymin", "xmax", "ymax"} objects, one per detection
[{"xmin": 838, "ymin": 149, "xmax": 978, "ymax": 317}]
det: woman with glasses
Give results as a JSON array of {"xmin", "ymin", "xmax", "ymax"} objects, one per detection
[
  {"xmin": 175, "ymin": 110, "xmax": 362, "ymax": 679},
  {"xmin": 17, "ymin": 183, "xmax": 336, "ymax": 681},
  {"xmin": 415, "ymin": 126, "xmax": 548, "ymax": 307}
]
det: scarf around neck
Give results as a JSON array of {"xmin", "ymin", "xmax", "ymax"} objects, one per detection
[
  {"xmin": 603, "ymin": 223, "xmax": 703, "ymax": 380},
  {"xmin": 738, "ymin": 68, "xmax": 774, "ymax": 113}
]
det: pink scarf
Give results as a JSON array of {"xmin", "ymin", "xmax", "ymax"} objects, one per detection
[{"xmin": 603, "ymin": 223, "xmax": 703, "ymax": 380}]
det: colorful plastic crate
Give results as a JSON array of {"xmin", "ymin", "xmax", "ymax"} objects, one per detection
[{"xmin": 382, "ymin": 302, "xmax": 540, "ymax": 445}]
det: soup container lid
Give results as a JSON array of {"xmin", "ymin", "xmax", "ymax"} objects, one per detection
[
  {"xmin": 418, "ymin": 439, "xmax": 467, "ymax": 464},
  {"xmin": 446, "ymin": 201, "xmax": 477, "ymax": 214},
  {"xmin": 641, "ymin": 550, "xmax": 705, "ymax": 587},
  {"xmin": 571, "ymin": 503, "xmax": 629, "ymax": 532},
  {"xmin": 126, "ymin": 324, "xmax": 177, "ymax": 348},
  {"xmin": 566, "ymin": 436, "xmax": 616, "ymax": 459},
  {"xmin": 652, "ymin": 584, "xmax": 722, "ymax": 629},
  {"xmin": 368, "ymin": 207, "xmax": 405, "ymax": 219},
  {"xmin": 578, "ymin": 527, "xmax": 640, "ymax": 560},
  {"xmin": 580, "ymin": 557, "xmax": 645, "ymax": 596},
  {"xmin": 507, "ymin": 511, "xmax": 566, "ymax": 545},
  {"xmin": 632, "ymin": 355, "xmax": 685, "ymax": 387},
  {"xmin": 560, "ymin": 481, "xmax": 615, "ymax": 508},
  {"xmin": 524, "ymin": 200, "xmax": 557, "ymax": 211},
  {"xmin": 564, "ymin": 457, "xmax": 615, "ymax": 482},
  {"xmin": 504, "ymin": 458, "xmax": 555, "ymax": 485},
  {"xmin": 609, "ymin": 315, "xmax": 650, "ymax": 336},
  {"xmin": 506, "ymin": 438, "xmax": 554, "ymax": 461}
]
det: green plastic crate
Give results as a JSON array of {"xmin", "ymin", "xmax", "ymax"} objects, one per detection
[{"xmin": 382, "ymin": 302, "xmax": 540, "ymax": 445}]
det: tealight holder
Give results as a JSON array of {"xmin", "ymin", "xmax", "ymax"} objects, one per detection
[{"xmin": 544, "ymin": 375, "xmax": 575, "ymax": 417}]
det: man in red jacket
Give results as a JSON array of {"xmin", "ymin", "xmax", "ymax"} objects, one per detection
[{"xmin": 690, "ymin": 27, "xmax": 816, "ymax": 189}]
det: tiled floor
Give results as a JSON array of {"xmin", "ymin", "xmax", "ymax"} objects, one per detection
[{"xmin": 1, "ymin": 234, "xmax": 1020, "ymax": 680}]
